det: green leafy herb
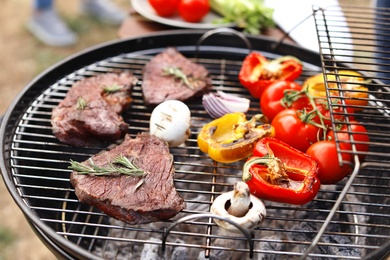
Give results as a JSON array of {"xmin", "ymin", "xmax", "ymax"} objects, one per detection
[
  {"xmin": 103, "ymin": 84, "xmax": 123, "ymax": 93},
  {"xmin": 162, "ymin": 67, "xmax": 194, "ymax": 89},
  {"xmin": 76, "ymin": 96, "xmax": 88, "ymax": 110},
  {"xmin": 69, "ymin": 155, "xmax": 146, "ymax": 177}
]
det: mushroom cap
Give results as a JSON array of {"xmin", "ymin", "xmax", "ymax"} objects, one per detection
[{"xmin": 149, "ymin": 100, "xmax": 191, "ymax": 147}]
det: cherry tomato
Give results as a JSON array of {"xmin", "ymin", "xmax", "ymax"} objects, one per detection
[
  {"xmin": 306, "ymin": 141, "xmax": 352, "ymax": 184},
  {"xmin": 327, "ymin": 121, "xmax": 369, "ymax": 160},
  {"xmin": 271, "ymin": 109, "xmax": 322, "ymax": 152},
  {"xmin": 314, "ymin": 101, "xmax": 355, "ymax": 128},
  {"xmin": 149, "ymin": 0, "xmax": 179, "ymax": 17},
  {"xmin": 260, "ymin": 80, "xmax": 310, "ymax": 122},
  {"xmin": 178, "ymin": 0, "xmax": 210, "ymax": 23}
]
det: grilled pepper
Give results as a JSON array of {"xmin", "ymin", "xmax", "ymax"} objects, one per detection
[
  {"xmin": 304, "ymin": 70, "xmax": 369, "ymax": 110},
  {"xmin": 238, "ymin": 52, "xmax": 303, "ymax": 99},
  {"xmin": 242, "ymin": 137, "xmax": 320, "ymax": 205},
  {"xmin": 197, "ymin": 112, "xmax": 274, "ymax": 163}
]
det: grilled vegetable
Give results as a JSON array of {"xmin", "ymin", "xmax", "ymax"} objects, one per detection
[
  {"xmin": 150, "ymin": 100, "xmax": 191, "ymax": 147},
  {"xmin": 263, "ymin": 78, "xmax": 358, "ymax": 152},
  {"xmin": 197, "ymin": 112, "xmax": 274, "ymax": 163},
  {"xmin": 209, "ymin": 0, "xmax": 274, "ymax": 34},
  {"xmin": 306, "ymin": 140, "xmax": 352, "ymax": 185},
  {"xmin": 211, "ymin": 181, "xmax": 266, "ymax": 233},
  {"xmin": 303, "ymin": 70, "xmax": 369, "ymax": 110},
  {"xmin": 239, "ymin": 52, "xmax": 303, "ymax": 98},
  {"xmin": 202, "ymin": 91, "xmax": 250, "ymax": 118},
  {"xmin": 260, "ymin": 80, "xmax": 309, "ymax": 122},
  {"xmin": 271, "ymin": 108, "xmax": 323, "ymax": 152},
  {"xmin": 242, "ymin": 137, "xmax": 320, "ymax": 205},
  {"xmin": 326, "ymin": 120, "xmax": 369, "ymax": 161}
]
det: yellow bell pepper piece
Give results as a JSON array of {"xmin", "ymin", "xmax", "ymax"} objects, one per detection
[
  {"xmin": 197, "ymin": 112, "xmax": 274, "ymax": 163},
  {"xmin": 303, "ymin": 70, "xmax": 369, "ymax": 110}
]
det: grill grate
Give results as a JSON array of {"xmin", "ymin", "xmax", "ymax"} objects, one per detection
[
  {"xmin": 308, "ymin": 5, "xmax": 390, "ymax": 259},
  {"xmin": 1, "ymin": 9, "xmax": 389, "ymax": 259}
]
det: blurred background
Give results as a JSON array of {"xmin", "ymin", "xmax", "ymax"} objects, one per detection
[
  {"xmin": 0, "ymin": 0, "xmax": 373, "ymax": 259},
  {"xmin": 0, "ymin": 1, "xmax": 128, "ymax": 259}
]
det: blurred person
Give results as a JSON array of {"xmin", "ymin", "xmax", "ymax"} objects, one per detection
[
  {"xmin": 375, "ymin": 0, "xmax": 390, "ymax": 85},
  {"xmin": 27, "ymin": 0, "xmax": 127, "ymax": 47}
]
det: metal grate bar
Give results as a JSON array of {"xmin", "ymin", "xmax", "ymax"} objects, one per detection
[{"xmin": 292, "ymin": 5, "xmax": 390, "ymax": 258}]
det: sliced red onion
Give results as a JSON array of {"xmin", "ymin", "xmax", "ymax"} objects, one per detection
[{"xmin": 202, "ymin": 91, "xmax": 250, "ymax": 118}]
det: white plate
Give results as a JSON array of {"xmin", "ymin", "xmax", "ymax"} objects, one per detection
[
  {"xmin": 131, "ymin": 0, "xmax": 235, "ymax": 29},
  {"xmin": 264, "ymin": 0, "xmax": 349, "ymax": 55}
]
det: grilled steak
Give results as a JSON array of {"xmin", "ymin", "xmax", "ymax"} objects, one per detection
[
  {"xmin": 52, "ymin": 72, "xmax": 137, "ymax": 147},
  {"xmin": 142, "ymin": 47, "xmax": 212, "ymax": 105},
  {"xmin": 70, "ymin": 132, "xmax": 186, "ymax": 224}
]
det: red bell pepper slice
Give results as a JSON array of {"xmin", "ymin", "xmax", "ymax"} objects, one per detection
[
  {"xmin": 242, "ymin": 137, "xmax": 320, "ymax": 205},
  {"xmin": 238, "ymin": 52, "xmax": 303, "ymax": 99}
]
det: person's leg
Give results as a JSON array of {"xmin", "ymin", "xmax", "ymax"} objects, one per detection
[
  {"xmin": 28, "ymin": 0, "xmax": 78, "ymax": 46},
  {"xmin": 34, "ymin": 0, "xmax": 53, "ymax": 9},
  {"xmin": 375, "ymin": 0, "xmax": 390, "ymax": 85},
  {"xmin": 81, "ymin": 0, "xmax": 126, "ymax": 25}
]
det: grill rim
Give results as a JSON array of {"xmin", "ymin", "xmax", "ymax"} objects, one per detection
[{"xmin": 1, "ymin": 29, "xmax": 388, "ymax": 259}]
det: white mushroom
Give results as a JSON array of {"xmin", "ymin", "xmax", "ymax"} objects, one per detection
[
  {"xmin": 149, "ymin": 100, "xmax": 191, "ymax": 147},
  {"xmin": 211, "ymin": 181, "xmax": 266, "ymax": 233}
]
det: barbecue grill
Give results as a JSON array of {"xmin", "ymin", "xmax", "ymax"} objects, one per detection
[{"xmin": 1, "ymin": 5, "xmax": 389, "ymax": 260}]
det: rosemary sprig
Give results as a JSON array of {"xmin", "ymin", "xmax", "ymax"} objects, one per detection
[
  {"xmin": 69, "ymin": 155, "xmax": 146, "ymax": 177},
  {"xmin": 162, "ymin": 67, "xmax": 194, "ymax": 89},
  {"xmin": 76, "ymin": 96, "xmax": 88, "ymax": 110},
  {"xmin": 103, "ymin": 84, "xmax": 123, "ymax": 93}
]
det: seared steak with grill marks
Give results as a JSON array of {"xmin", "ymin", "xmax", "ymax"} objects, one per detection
[
  {"xmin": 52, "ymin": 72, "xmax": 137, "ymax": 147},
  {"xmin": 142, "ymin": 47, "xmax": 212, "ymax": 105},
  {"xmin": 70, "ymin": 133, "xmax": 186, "ymax": 224}
]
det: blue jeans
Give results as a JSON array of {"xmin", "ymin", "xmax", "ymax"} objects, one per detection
[
  {"xmin": 376, "ymin": 0, "xmax": 390, "ymax": 85},
  {"xmin": 34, "ymin": 0, "xmax": 53, "ymax": 10}
]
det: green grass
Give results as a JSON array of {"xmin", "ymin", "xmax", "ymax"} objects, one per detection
[{"xmin": 0, "ymin": 226, "xmax": 14, "ymax": 255}]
